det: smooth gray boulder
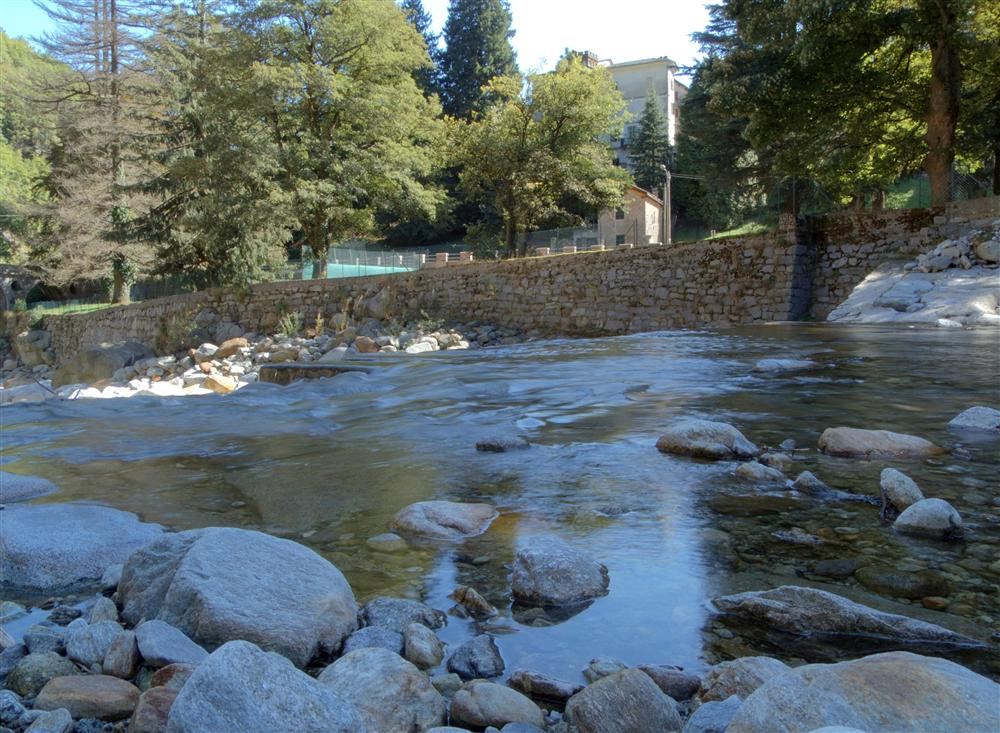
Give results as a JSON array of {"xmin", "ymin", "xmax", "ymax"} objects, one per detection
[
  {"xmin": 447, "ymin": 634, "xmax": 504, "ymax": 680},
  {"xmin": 656, "ymin": 419, "xmax": 759, "ymax": 460},
  {"xmin": 450, "ymin": 680, "xmax": 545, "ymax": 730},
  {"xmin": 359, "ymin": 596, "xmax": 447, "ymax": 633},
  {"xmin": 948, "ymin": 405, "xmax": 1000, "ymax": 431},
  {"xmin": 119, "ymin": 528, "xmax": 357, "ymax": 667},
  {"xmin": 25, "ymin": 707, "xmax": 73, "ymax": 733},
  {"xmin": 818, "ymin": 427, "xmax": 943, "ymax": 458},
  {"xmin": 65, "ymin": 619, "xmax": 123, "ymax": 667},
  {"xmin": 166, "ymin": 641, "xmax": 364, "ymax": 733},
  {"xmin": 726, "ymin": 652, "xmax": 1000, "ymax": 733},
  {"xmin": 135, "ymin": 620, "xmax": 208, "ymax": 667},
  {"xmin": 879, "ymin": 468, "xmax": 924, "ymax": 512},
  {"xmin": 341, "ymin": 626, "xmax": 404, "ymax": 656},
  {"xmin": 734, "ymin": 461, "xmax": 786, "ymax": 484},
  {"xmin": 89, "ymin": 596, "xmax": 119, "ymax": 624},
  {"xmin": 52, "ymin": 341, "xmax": 154, "ymax": 388},
  {"xmin": 683, "ymin": 695, "xmax": 743, "ymax": 733},
  {"xmin": 700, "ymin": 657, "xmax": 789, "ymax": 702},
  {"xmin": 508, "ymin": 669, "xmax": 584, "ymax": 705},
  {"xmin": 317, "ymin": 647, "xmax": 445, "ymax": 733},
  {"xmin": 403, "ymin": 623, "xmax": 445, "ymax": 669},
  {"xmin": 6, "ymin": 653, "xmax": 80, "ymax": 698},
  {"xmin": 712, "ymin": 586, "xmax": 985, "ymax": 652},
  {"xmin": 0, "ymin": 471, "xmax": 59, "ymax": 503},
  {"xmin": 566, "ymin": 668, "xmax": 683, "ymax": 733},
  {"xmin": 511, "ymin": 535, "xmax": 609, "ymax": 606},
  {"xmin": 893, "ymin": 498, "xmax": 963, "ymax": 539},
  {"xmin": 390, "ymin": 500, "xmax": 499, "ymax": 540},
  {"xmin": 0, "ymin": 503, "xmax": 163, "ymax": 594},
  {"xmin": 0, "ymin": 690, "xmax": 26, "ymax": 726},
  {"xmin": 637, "ymin": 665, "xmax": 701, "ymax": 701}
]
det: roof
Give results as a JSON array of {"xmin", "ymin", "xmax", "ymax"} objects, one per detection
[
  {"xmin": 603, "ymin": 56, "xmax": 679, "ymax": 71},
  {"xmin": 628, "ymin": 185, "xmax": 664, "ymax": 206}
]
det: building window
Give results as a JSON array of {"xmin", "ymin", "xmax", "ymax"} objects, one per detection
[
  {"xmin": 616, "ymin": 235, "xmax": 626, "ymax": 245},
  {"xmin": 615, "ymin": 208, "xmax": 625, "ymax": 220}
]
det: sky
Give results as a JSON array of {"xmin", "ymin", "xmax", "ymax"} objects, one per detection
[{"xmin": 2, "ymin": 0, "xmax": 710, "ymax": 78}]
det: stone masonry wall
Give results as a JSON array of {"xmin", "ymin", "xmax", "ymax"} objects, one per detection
[{"xmin": 41, "ymin": 197, "xmax": 999, "ymax": 363}]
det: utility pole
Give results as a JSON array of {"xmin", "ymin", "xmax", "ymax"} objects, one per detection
[{"xmin": 660, "ymin": 164, "xmax": 671, "ymax": 245}]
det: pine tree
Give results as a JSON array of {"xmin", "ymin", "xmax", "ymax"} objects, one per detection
[
  {"xmin": 399, "ymin": 0, "xmax": 438, "ymax": 95},
  {"xmin": 438, "ymin": 0, "xmax": 517, "ymax": 118},
  {"xmin": 629, "ymin": 90, "xmax": 671, "ymax": 194}
]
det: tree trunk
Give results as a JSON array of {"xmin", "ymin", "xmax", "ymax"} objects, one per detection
[
  {"xmin": 312, "ymin": 253, "xmax": 328, "ymax": 279},
  {"xmin": 111, "ymin": 269, "xmax": 130, "ymax": 304},
  {"xmin": 872, "ymin": 190, "xmax": 886, "ymax": 209},
  {"xmin": 993, "ymin": 145, "xmax": 1000, "ymax": 196},
  {"xmin": 924, "ymin": 2, "xmax": 961, "ymax": 207}
]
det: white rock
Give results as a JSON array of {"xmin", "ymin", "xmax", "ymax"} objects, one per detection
[
  {"xmin": 818, "ymin": 427, "xmax": 942, "ymax": 458},
  {"xmin": 656, "ymin": 419, "xmax": 760, "ymax": 460},
  {"xmin": 404, "ymin": 342, "xmax": 435, "ymax": 354},
  {"xmin": 948, "ymin": 405, "xmax": 1000, "ymax": 432},
  {"xmin": 894, "ymin": 498, "xmax": 963, "ymax": 539},
  {"xmin": 879, "ymin": 468, "xmax": 924, "ymax": 512}
]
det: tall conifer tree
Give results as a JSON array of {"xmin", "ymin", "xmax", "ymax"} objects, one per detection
[
  {"xmin": 399, "ymin": 0, "xmax": 438, "ymax": 95},
  {"xmin": 629, "ymin": 90, "xmax": 671, "ymax": 194}
]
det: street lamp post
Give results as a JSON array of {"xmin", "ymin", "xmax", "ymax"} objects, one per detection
[{"xmin": 660, "ymin": 164, "xmax": 672, "ymax": 245}]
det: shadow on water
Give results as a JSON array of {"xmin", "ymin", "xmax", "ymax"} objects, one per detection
[{"xmin": 2, "ymin": 324, "xmax": 998, "ymax": 681}]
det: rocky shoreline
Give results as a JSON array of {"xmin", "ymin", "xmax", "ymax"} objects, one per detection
[
  {"xmin": 2, "ymin": 407, "xmax": 998, "ymax": 733},
  {"xmin": 0, "ymin": 318, "xmax": 531, "ymax": 407}
]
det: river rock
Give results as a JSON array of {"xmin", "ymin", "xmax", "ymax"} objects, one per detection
[
  {"xmin": 403, "ymin": 623, "xmax": 445, "ymax": 669},
  {"xmin": 14, "ymin": 330, "xmax": 52, "ymax": 367},
  {"xmin": 449, "ymin": 585, "xmax": 498, "ymax": 616},
  {"xmin": 24, "ymin": 626, "xmax": 64, "ymax": 655},
  {"xmin": 25, "ymin": 708, "xmax": 73, "ymax": 733},
  {"xmin": 583, "ymin": 657, "xmax": 627, "ymax": 683},
  {"xmin": 734, "ymin": 461, "xmax": 786, "ymax": 483},
  {"xmin": 52, "ymin": 342, "xmax": 154, "ymax": 388},
  {"xmin": 0, "ymin": 690, "xmax": 26, "ymax": 725},
  {"xmin": 359, "ymin": 597, "xmax": 447, "ymax": 633},
  {"xmin": 638, "ymin": 665, "xmax": 701, "ymax": 701},
  {"xmin": 893, "ymin": 498, "xmax": 963, "ymax": 539},
  {"xmin": 317, "ymin": 647, "xmax": 445, "ymax": 733},
  {"xmin": 89, "ymin": 596, "xmax": 119, "ymax": 624},
  {"xmin": 390, "ymin": 501, "xmax": 498, "ymax": 540},
  {"xmin": 150, "ymin": 663, "xmax": 198, "ymax": 691},
  {"xmin": 566, "ymin": 668, "xmax": 682, "ymax": 733},
  {"xmin": 366, "ymin": 532, "xmax": 408, "ymax": 552},
  {"xmin": 817, "ymin": 427, "xmax": 943, "ymax": 458},
  {"xmin": 0, "ymin": 643, "xmax": 27, "ymax": 686},
  {"xmin": 103, "ymin": 631, "xmax": 140, "ymax": 680},
  {"xmin": 342, "ymin": 626, "xmax": 404, "ymax": 655},
  {"xmin": 683, "ymin": 695, "xmax": 742, "ymax": 733},
  {"xmin": 511, "ymin": 535, "xmax": 609, "ymax": 606},
  {"xmin": 119, "ymin": 527, "xmax": 357, "ymax": 667},
  {"xmin": 66, "ymin": 619, "xmax": 123, "ymax": 667},
  {"xmin": 447, "ymin": 634, "xmax": 504, "ymax": 680},
  {"xmin": 451, "ymin": 681, "xmax": 545, "ymax": 730},
  {"xmin": 948, "ymin": 405, "xmax": 1000, "ymax": 431},
  {"xmin": 752, "ymin": 358, "xmax": 816, "ymax": 373},
  {"xmin": 0, "ymin": 503, "xmax": 163, "ymax": 594},
  {"xmin": 35, "ymin": 675, "xmax": 140, "ymax": 721},
  {"xmin": 700, "ymin": 657, "xmax": 789, "ymax": 702},
  {"xmin": 135, "ymin": 621, "xmax": 208, "ymax": 668},
  {"xmin": 790, "ymin": 471, "xmax": 832, "ymax": 494},
  {"xmin": 508, "ymin": 669, "xmax": 584, "ymax": 705},
  {"xmin": 213, "ymin": 337, "xmax": 248, "ymax": 360},
  {"xmin": 711, "ymin": 585, "xmax": 984, "ymax": 652},
  {"xmin": 879, "ymin": 468, "xmax": 924, "ymax": 512},
  {"xmin": 656, "ymin": 419, "xmax": 760, "ymax": 460},
  {"xmin": 129, "ymin": 687, "xmax": 178, "ymax": 733},
  {"xmin": 165, "ymin": 641, "xmax": 363, "ymax": 733},
  {"xmin": 475, "ymin": 435, "xmax": 530, "ymax": 452},
  {"xmin": 856, "ymin": 566, "xmax": 949, "ymax": 600},
  {"xmin": 726, "ymin": 651, "xmax": 1000, "ymax": 733},
  {"xmin": 7, "ymin": 653, "xmax": 80, "ymax": 697},
  {"xmin": 0, "ymin": 471, "xmax": 59, "ymax": 503}
]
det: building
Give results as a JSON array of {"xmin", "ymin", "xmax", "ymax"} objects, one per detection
[
  {"xmin": 580, "ymin": 51, "xmax": 688, "ymax": 169},
  {"xmin": 596, "ymin": 185, "xmax": 663, "ymax": 246}
]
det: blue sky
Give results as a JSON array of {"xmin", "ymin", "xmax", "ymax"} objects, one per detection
[{"xmin": 3, "ymin": 0, "xmax": 709, "ymax": 77}]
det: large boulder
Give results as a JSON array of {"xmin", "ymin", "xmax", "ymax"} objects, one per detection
[
  {"xmin": 818, "ymin": 428, "xmax": 943, "ymax": 458},
  {"xmin": 948, "ymin": 405, "xmax": 1000, "ymax": 431},
  {"xmin": 566, "ymin": 669, "xmax": 683, "ymax": 733},
  {"xmin": 683, "ymin": 695, "xmax": 743, "ymax": 733},
  {"xmin": 135, "ymin": 620, "xmax": 208, "ymax": 667},
  {"xmin": 0, "ymin": 504, "xmax": 163, "ymax": 594},
  {"xmin": 700, "ymin": 657, "xmax": 789, "ymax": 702},
  {"xmin": 390, "ymin": 501, "xmax": 498, "ymax": 540},
  {"xmin": 165, "ymin": 641, "xmax": 364, "ymax": 733},
  {"xmin": 726, "ymin": 652, "xmax": 1000, "ymax": 733},
  {"xmin": 13, "ymin": 330, "xmax": 53, "ymax": 367},
  {"xmin": 119, "ymin": 528, "xmax": 357, "ymax": 667},
  {"xmin": 0, "ymin": 471, "xmax": 59, "ymax": 503},
  {"xmin": 6, "ymin": 653, "xmax": 80, "ymax": 698},
  {"xmin": 656, "ymin": 419, "xmax": 759, "ymax": 460},
  {"xmin": 450, "ymin": 680, "xmax": 546, "ymax": 730},
  {"xmin": 317, "ymin": 647, "xmax": 445, "ymax": 733},
  {"xmin": 711, "ymin": 586, "xmax": 985, "ymax": 652},
  {"xmin": 446, "ymin": 634, "xmax": 505, "ymax": 680},
  {"xmin": 893, "ymin": 498, "xmax": 963, "ymax": 540},
  {"xmin": 35, "ymin": 675, "xmax": 140, "ymax": 721},
  {"xmin": 511, "ymin": 535, "xmax": 610, "ymax": 606},
  {"xmin": 65, "ymin": 619, "xmax": 123, "ymax": 667},
  {"xmin": 52, "ymin": 342, "xmax": 154, "ymax": 388}
]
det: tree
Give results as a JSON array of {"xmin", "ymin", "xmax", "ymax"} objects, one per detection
[
  {"xmin": 399, "ymin": 0, "xmax": 438, "ymax": 95},
  {"xmin": 629, "ymin": 89, "xmax": 671, "ymax": 193},
  {"xmin": 453, "ymin": 56, "xmax": 630, "ymax": 256},
  {"xmin": 438, "ymin": 0, "xmax": 517, "ymax": 118}
]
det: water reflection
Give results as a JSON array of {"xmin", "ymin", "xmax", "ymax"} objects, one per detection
[{"xmin": 2, "ymin": 324, "xmax": 998, "ymax": 681}]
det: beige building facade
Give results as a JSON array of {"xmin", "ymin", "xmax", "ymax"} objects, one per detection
[{"xmin": 597, "ymin": 186, "xmax": 663, "ymax": 246}]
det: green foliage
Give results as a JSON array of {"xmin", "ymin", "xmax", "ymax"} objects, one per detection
[
  {"xmin": 629, "ymin": 90, "xmax": 671, "ymax": 194},
  {"xmin": 277, "ymin": 311, "xmax": 303, "ymax": 338},
  {"xmin": 399, "ymin": 0, "xmax": 439, "ymax": 95},
  {"xmin": 452, "ymin": 57, "xmax": 631, "ymax": 255},
  {"xmin": 438, "ymin": 0, "xmax": 518, "ymax": 118}
]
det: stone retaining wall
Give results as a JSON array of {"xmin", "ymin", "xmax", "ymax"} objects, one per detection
[{"xmin": 41, "ymin": 197, "xmax": 999, "ymax": 363}]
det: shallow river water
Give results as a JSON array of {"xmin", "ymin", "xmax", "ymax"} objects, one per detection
[{"xmin": 3, "ymin": 324, "xmax": 999, "ymax": 681}]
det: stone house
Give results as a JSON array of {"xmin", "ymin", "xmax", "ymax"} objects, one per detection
[{"xmin": 597, "ymin": 186, "xmax": 663, "ymax": 246}]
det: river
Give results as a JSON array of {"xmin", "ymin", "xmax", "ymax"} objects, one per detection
[{"xmin": 3, "ymin": 323, "xmax": 998, "ymax": 681}]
